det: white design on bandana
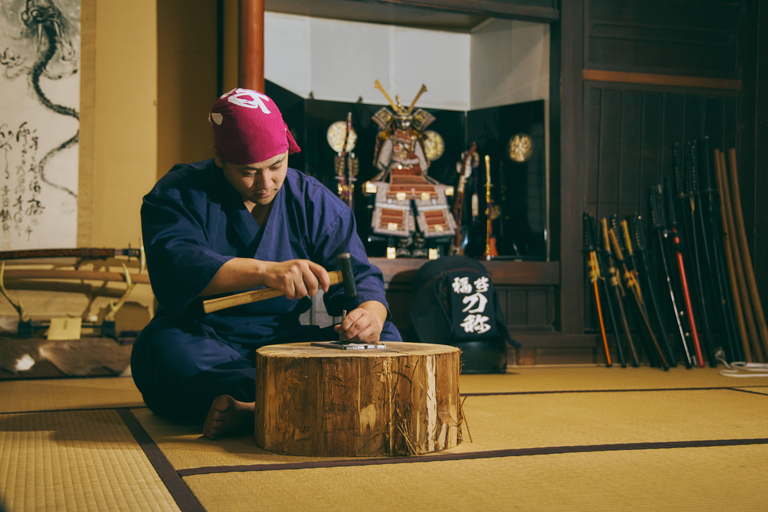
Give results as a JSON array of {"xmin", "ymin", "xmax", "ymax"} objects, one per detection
[
  {"xmin": 209, "ymin": 112, "xmax": 223, "ymax": 125},
  {"xmin": 226, "ymin": 88, "xmax": 272, "ymax": 114}
]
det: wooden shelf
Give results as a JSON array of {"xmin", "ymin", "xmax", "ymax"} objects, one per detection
[{"xmin": 371, "ymin": 257, "xmax": 559, "ymax": 286}]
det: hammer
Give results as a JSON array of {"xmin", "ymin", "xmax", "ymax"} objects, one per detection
[{"xmin": 202, "ymin": 253, "xmax": 357, "ymax": 314}]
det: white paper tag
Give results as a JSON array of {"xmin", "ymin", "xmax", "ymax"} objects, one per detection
[{"xmin": 47, "ymin": 317, "xmax": 83, "ymax": 341}]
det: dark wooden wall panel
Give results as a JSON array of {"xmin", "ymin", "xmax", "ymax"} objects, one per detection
[
  {"xmin": 525, "ymin": 289, "xmax": 550, "ymax": 327},
  {"xmin": 660, "ymin": 94, "xmax": 683, "ymax": 180},
  {"xmin": 504, "ymin": 289, "xmax": 529, "ymax": 326},
  {"xmin": 703, "ymin": 96, "xmax": 725, "ymax": 151},
  {"xmin": 683, "ymin": 95, "xmax": 704, "ymax": 144},
  {"xmin": 596, "ymin": 89, "xmax": 622, "ymax": 220},
  {"xmin": 586, "ymin": 0, "xmax": 741, "ymax": 78},
  {"xmin": 585, "ymin": 87, "xmax": 602, "ymax": 207},
  {"xmin": 639, "ymin": 92, "xmax": 664, "ymax": 200},
  {"xmin": 618, "ymin": 91, "xmax": 643, "ymax": 217}
]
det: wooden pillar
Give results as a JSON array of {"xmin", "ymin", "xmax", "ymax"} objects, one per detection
[{"xmin": 239, "ymin": 0, "xmax": 265, "ymax": 92}]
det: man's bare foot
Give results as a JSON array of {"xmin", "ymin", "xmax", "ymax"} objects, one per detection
[{"xmin": 202, "ymin": 395, "xmax": 255, "ymax": 440}]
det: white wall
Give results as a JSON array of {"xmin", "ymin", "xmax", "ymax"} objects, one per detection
[
  {"xmin": 265, "ymin": 12, "xmax": 472, "ymax": 110},
  {"xmin": 264, "ymin": 13, "xmax": 548, "ymax": 112},
  {"xmin": 469, "ymin": 19, "xmax": 549, "ymax": 110}
]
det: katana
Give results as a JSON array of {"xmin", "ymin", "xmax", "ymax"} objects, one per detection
[
  {"xmin": 630, "ymin": 214, "xmax": 677, "ymax": 366},
  {"xmin": 590, "ymin": 214, "xmax": 626, "ymax": 367},
  {"xmin": 610, "ymin": 214, "xmax": 654, "ymax": 365},
  {"xmin": 664, "ymin": 176, "xmax": 704, "ymax": 367},
  {"xmin": 649, "ymin": 185, "xmax": 693, "ymax": 368},
  {"xmin": 681, "ymin": 141, "xmax": 717, "ymax": 366},
  {"xmin": 583, "ymin": 212, "xmax": 612, "ymax": 367},
  {"xmin": 601, "ymin": 217, "xmax": 640, "ymax": 367},
  {"xmin": 610, "ymin": 225, "xmax": 669, "ymax": 370}
]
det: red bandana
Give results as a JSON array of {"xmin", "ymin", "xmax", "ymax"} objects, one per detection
[{"xmin": 209, "ymin": 88, "xmax": 301, "ymax": 165}]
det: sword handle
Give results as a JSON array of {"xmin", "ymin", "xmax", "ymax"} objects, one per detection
[
  {"xmin": 601, "ymin": 217, "xmax": 612, "ymax": 256},
  {"xmin": 609, "ymin": 227, "xmax": 625, "ymax": 263},
  {"xmin": 663, "ymin": 177, "xmax": 679, "ymax": 230},
  {"xmin": 632, "ymin": 214, "xmax": 647, "ymax": 253},
  {"xmin": 699, "ymin": 136, "xmax": 714, "ymax": 192},
  {"xmin": 648, "ymin": 186, "xmax": 666, "ymax": 231},
  {"xmin": 583, "ymin": 212, "xmax": 596, "ymax": 252},
  {"xmin": 621, "ymin": 219, "xmax": 634, "ymax": 257},
  {"xmin": 690, "ymin": 139, "xmax": 699, "ymax": 196}
]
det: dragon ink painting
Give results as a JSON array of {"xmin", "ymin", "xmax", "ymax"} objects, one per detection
[{"xmin": 0, "ymin": 0, "xmax": 80, "ymax": 249}]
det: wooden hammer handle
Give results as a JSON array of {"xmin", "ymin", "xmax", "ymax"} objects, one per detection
[{"xmin": 202, "ymin": 270, "xmax": 343, "ymax": 314}]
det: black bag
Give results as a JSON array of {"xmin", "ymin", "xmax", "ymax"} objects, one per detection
[{"xmin": 410, "ymin": 256, "xmax": 520, "ymax": 373}]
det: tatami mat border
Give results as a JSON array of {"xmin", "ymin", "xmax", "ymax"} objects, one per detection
[
  {"xmin": 116, "ymin": 408, "xmax": 206, "ymax": 512},
  {"xmin": 0, "ymin": 405, "xmax": 142, "ymax": 415},
  {"xmin": 462, "ymin": 385, "xmax": 768, "ymax": 396},
  {"xmin": 176, "ymin": 437, "xmax": 768, "ymax": 477},
  {"xmin": 728, "ymin": 387, "xmax": 768, "ymax": 396}
]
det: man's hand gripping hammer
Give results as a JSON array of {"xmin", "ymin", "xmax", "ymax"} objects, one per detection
[{"xmin": 202, "ymin": 253, "xmax": 357, "ymax": 314}]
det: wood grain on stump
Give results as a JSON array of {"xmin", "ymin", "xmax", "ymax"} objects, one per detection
[{"xmin": 254, "ymin": 342, "xmax": 461, "ymax": 457}]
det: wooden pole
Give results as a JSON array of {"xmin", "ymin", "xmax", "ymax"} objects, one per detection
[
  {"xmin": 716, "ymin": 150, "xmax": 758, "ymax": 361},
  {"xmin": 239, "ymin": 0, "xmax": 265, "ymax": 92},
  {"xmin": 727, "ymin": 148, "xmax": 768, "ymax": 361},
  {"xmin": 714, "ymin": 150, "xmax": 750, "ymax": 361}
]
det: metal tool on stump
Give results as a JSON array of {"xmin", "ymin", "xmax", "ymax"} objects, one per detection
[
  {"xmin": 200, "ymin": 253, "xmax": 385, "ymax": 349},
  {"xmin": 312, "ymin": 253, "xmax": 386, "ymax": 350}
]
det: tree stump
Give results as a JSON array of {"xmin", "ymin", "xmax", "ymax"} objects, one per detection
[{"xmin": 254, "ymin": 342, "xmax": 461, "ymax": 457}]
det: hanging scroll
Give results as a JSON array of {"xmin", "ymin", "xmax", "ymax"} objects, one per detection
[{"xmin": 0, "ymin": 0, "xmax": 80, "ymax": 249}]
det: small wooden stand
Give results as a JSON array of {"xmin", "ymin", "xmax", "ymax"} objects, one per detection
[{"xmin": 254, "ymin": 342, "xmax": 461, "ymax": 457}]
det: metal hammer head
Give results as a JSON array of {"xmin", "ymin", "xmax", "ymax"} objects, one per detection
[{"xmin": 337, "ymin": 253, "xmax": 358, "ymax": 298}]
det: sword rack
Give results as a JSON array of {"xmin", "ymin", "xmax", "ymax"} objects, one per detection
[
  {"xmin": 582, "ymin": 140, "xmax": 768, "ymax": 368},
  {"xmin": 0, "ymin": 252, "xmax": 151, "ymax": 341}
]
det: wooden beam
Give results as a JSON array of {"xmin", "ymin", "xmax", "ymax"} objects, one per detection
[
  {"xmin": 372, "ymin": 0, "xmax": 559, "ymax": 23},
  {"xmin": 2, "ymin": 269, "xmax": 150, "ymax": 285},
  {"xmin": 557, "ymin": 0, "xmax": 585, "ymax": 335},
  {"xmin": 239, "ymin": 0, "xmax": 265, "ymax": 92},
  {"xmin": 582, "ymin": 70, "xmax": 742, "ymax": 91},
  {"xmin": 371, "ymin": 258, "xmax": 559, "ymax": 286}
]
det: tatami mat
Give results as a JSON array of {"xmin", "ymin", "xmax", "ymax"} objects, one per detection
[
  {"xmin": 459, "ymin": 365, "xmax": 764, "ymax": 394},
  {"xmin": 182, "ymin": 444, "xmax": 768, "ymax": 512},
  {"xmin": 0, "ymin": 409, "xmax": 178, "ymax": 512},
  {"xmin": 133, "ymin": 387, "xmax": 768, "ymax": 471},
  {"xmin": 459, "ymin": 389, "xmax": 768, "ymax": 450},
  {"xmin": 0, "ymin": 376, "xmax": 143, "ymax": 413},
  {"xmin": 2, "ymin": 366, "xmax": 767, "ymax": 511},
  {"xmin": 132, "ymin": 367, "xmax": 768, "ymax": 471}
]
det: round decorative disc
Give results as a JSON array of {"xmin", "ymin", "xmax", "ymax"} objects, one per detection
[
  {"xmin": 508, "ymin": 133, "xmax": 534, "ymax": 163},
  {"xmin": 423, "ymin": 130, "xmax": 445, "ymax": 161},
  {"xmin": 327, "ymin": 121, "xmax": 357, "ymax": 153}
]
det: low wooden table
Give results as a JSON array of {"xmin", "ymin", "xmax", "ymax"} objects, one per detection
[{"xmin": 254, "ymin": 342, "xmax": 461, "ymax": 457}]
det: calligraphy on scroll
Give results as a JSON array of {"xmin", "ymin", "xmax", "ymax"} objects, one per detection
[{"xmin": 0, "ymin": 0, "xmax": 80, "ymax": 249}]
